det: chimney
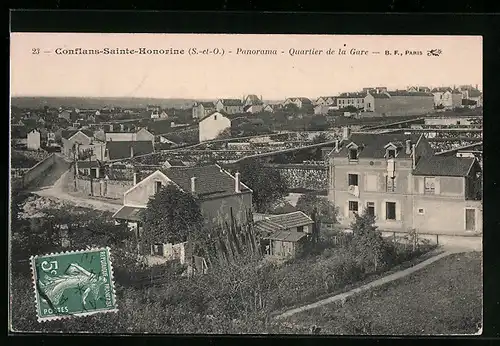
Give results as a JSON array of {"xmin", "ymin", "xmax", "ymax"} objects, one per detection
[
  {"xmin": 133, "ymin": 172, "xmax": 137, "ymax": 185},
  {"xmin": 105, "ymin": 148, "xmax": 109, "ymax": 159},
  {"xmin": 405, "ymin": 140, "xmax": 411, "ymax": 155},
  {"xmin": 342, "ymin": 126, "xmax": 351, "ymax": 140},
  {"xmin": 334, "ymin": 140, "xmax": 339, "ymax": 152},
  {"xmin": 412, "ymin": 144, "xmax": 416, "ymax": 169},
  {"xmin": 235, "ymin": 172, "xmax": 241, "ymax": 193},
  {"xmin": 171, "ymin": 121, "xmax": 175, "ymax": 127},
  {"xmin": 130, "ymin": 145, "xmax": 134, "ymax": 158},
  {"xmin": 191, "ymin": 177, "xmax": 197, "ymax": 193}
]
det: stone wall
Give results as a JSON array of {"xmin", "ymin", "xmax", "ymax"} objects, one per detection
[
  {"xmin": 264, "ymin": 163, "xmax": 328, "ymax": 191},
  {"xmin": 76, "ymin": 177, "xmax": 133, "ymax": 201}
]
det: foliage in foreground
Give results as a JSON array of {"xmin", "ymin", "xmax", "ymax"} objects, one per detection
[{"xmin": 10, "ymin": 206, "xmax": 436, "ymax": 334}]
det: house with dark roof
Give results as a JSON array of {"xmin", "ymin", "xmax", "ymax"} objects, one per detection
[
  {"xmin": 327, "ymin": 130, "xmax": 482, "ymax": 235},
  {"xmin": 105, "ymin": 140, "xmax": 154, "ymax": 161},
  {"xmin": 431, "ymin": 87, "xmax": 463, "ymax": 110},
  {"xmin": 192, "ymin": 101, "xmax": 216, "ymax": 120},
  {"xmin": 315, "ymin": 96, "xmax": 337, "ymax": 106},
  {"xmin": 112, "ymin": 164, "xmax": 253, "ymax": 253},
  {"xmin": 244, "ymin": 94, "xmax": 264, "ymax": 107},
  {"xmin": 336, "ymin": 92, "xmax": 367, "ymax": 110},
  {"xmin": 364, "ymin": 90, "xmax": 434, "ymax": 116},
  {"xmin": 459, "ymin": 85, "xmax": 483, "ymax": 108},
  {"xmin": 214, "ymin": 99, "xmax": 244, "ymax": 114},
  {"xmin": 61, "ymin": 129, "xmax": 104, "ymax": 159},
  {"xmin": 283, "ymin": 97, "xmax": 313, "ymax": 109}
]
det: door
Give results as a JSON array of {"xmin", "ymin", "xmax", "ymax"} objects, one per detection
[{"xmin": 465, "ymin": 209, "xmax": 476, "ymax": 231}]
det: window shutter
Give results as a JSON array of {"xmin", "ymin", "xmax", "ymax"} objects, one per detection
[
  {"xmin": 345, "ymin": 202, "xmax": 349, "ymax": 218},
  {"xmin": 381, "ymin": 201, "xmax": 386, "ymax": 220},
  {"xmin": 435, "ymin": 178, "xmax": 441, "ymax": 195},
  {"xmin": 396, "ymin": 202, "xmax": 402, "ymax": 221}
]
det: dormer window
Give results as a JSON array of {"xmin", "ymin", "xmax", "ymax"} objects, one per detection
[
  {"xmin": 384, "ymin": 142, "xmax": 399, "ymax": 159},
  {"xmin": 387, "ymin": 149, "xmax": 396, "ymax": 158},
  {"xmin": 349, "ymin": 148, "xmax": 358, "ymax": 160}
]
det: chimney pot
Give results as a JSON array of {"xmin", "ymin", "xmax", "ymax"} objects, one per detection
[
  {"xmin": 191, "ymin": 177, "xmax": 197, "ymax": 193},
  {"xmin": 130, "ymin": 145, "xmax": 134, "ymax": 158},
  {"xmin": 235, "ymin": 172, "xmax": 241, "ymax": 193},
  {"xmin": 335, "ymin": 140, "xmax": 339, "ymax": 152},
  {"xmin": 133, "ymin": 172, "xmax": 137, "ymax": 185}
]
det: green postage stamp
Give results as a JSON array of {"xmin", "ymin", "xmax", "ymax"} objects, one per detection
[{"xmin": 30, "ymin": 247, "xmax": 118, "ymax": 322}]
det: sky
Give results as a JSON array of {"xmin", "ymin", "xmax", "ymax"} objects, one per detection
[{"xmin": 10, "ymin": 33, "xmax": 482, "ymax": 100}]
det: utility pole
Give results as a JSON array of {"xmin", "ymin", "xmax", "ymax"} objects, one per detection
[
  {"xmin": 73, "ymin": 143, "xmax": 78, "ymax": 192},
  {"xmin": 88, "ymin": 153, "xmax": 94, "ymax": 196}
]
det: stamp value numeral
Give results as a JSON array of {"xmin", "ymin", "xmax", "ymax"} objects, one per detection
[
  {"xmin": 41, "ymin": 260, "xmax": 58, "ymax": 274},
  {"xmin": 32, "ymin": 48, "xmax": 40, "ymax": 55}
]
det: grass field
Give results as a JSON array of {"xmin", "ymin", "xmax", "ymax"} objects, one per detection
[{"xmin": 285, "ymin": 251, "xmax": 482, "ymax": 335}]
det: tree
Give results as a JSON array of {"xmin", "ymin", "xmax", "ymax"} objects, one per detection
[
  {"xmin": 311, "ymin": 132, "xmax": 332, "ymax": 144},
  {"xmin": 340, "ymin": 105, "xmax": 359, "ymax": 113},
  {"xmin": 141, "ymin": 184, "xmax": 204, "ymax": 248},
  {"xmin": 349, "ymin": 212, "xmax": 388, "ymax": 272},
  {"xmin": 284, "ymin": 103, "xmax": 300, "ymax": 113},
  {"xmin": 237, "ymin": 159, "xmax": 288, "ymax": 213},
  {"xmin": 296, "ymin": 194, "xmax": 338, "ymax": 224}
]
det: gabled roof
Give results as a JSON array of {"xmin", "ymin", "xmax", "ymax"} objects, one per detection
[
  {"xmin": 265, "ymin": 211, "xmax": 314, "ymax": 229},
  {"xmin": 468, "ymin": 89, "xmax": 482, "ymax": 97},
  {"xmin": 264, "ymin": 230, "xmax": 308, "ymax": 242},
  {"xmin": 431, "ymin": 87, "xmax": 453, "ymax": 93},
  {"xmin": 62, "ymin": 129, "xmax": 94, "ymax": 140},
  {"xmin": 196, "ymin": 101, "xmax": 216, "ymax": 108},
  {"xmin": 254, "ymin": 219, "xmax": 284, "ymax": 235},
  {"xmin": 412, "ymin": 156, "xmax": 478, "ymax": 177},
  {"xmin": 245, "ymin": 95, "xmax": 264, "ymax": 105},
  {"xmin": 161, "ymin": 164, "xmax": 251, "ymax": 199},
  {"xmin": 112, "ymin": 205, "xmax": 145, "ymax": 221},
  {"xmin": 218, "ymin": 99, "xmax": 244, "ymax": 106},
  {"xmin": 106, "ymin": 141, "xmax": 154, "ymax": 160},
  {"xmin": 200, "ymin": 111, "xmax": 228, "ymax": 122},
  {"xmin": 287, "ymin": 97, "xmax": 312, "ymax": 103},
  {"xmin": 331, "ymin": 133, "xmax": 424, "ymax": 159},
  {"xmin": 368, "ymin": 92, "xmax": 391, "ymax": 99}
]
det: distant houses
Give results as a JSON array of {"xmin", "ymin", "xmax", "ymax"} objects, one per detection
[
  {"xmin": 192, "ymin": 102, "xmax": 216, "ymax": 120},
  {"xmin": 283, "ymin": 97, "xmax": 312, "ymax": 109},
  {"xmin": 215, "ymin": 99, "xmax": 244, "ymax": 114}
]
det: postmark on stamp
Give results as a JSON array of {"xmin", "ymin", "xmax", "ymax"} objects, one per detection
[{"xmin": 30, "ymin": 247, "xmax": 118, "ymax": 322}]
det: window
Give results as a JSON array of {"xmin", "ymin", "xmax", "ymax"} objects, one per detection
[
  {"xmin": 155, "ymin": 181, "xmax": 162, "ymax": 193},
  {"xmin": 457, "ymin": 121, "xmax": 461, "ymax": 125},
  {"xmin": 424, "ymin": 177, "xmax": 436, "ymax": 194},
  {"xmin": 367, "ymin": 102, "xmax": 371, "ymax": 108},
  {"xmin": 297, "ymin": 226, "xmax": 304, "ymax": 232},
  {"xmin": 386, "ymin": 176, "xmax": 396, "ymax": 192},
  {"xmin": 348, "ymin": 174, "xmax": 359, "ymax": 186},
  {"xmin": 349, "ymin": 201, "xmax": 359, "ymax": 213},
  {"xmin": 366, "ymin": 202, "xmax": 375, "ymax": 217},
  {"xmin": 418, "ymin": 208, "xmax": 425, "ymax": 215},
  {"xmin": 152, "ymin": 244, "xmax": 164, "ymax": 256},
  {"xmin": 214, "ymin": 114, "xmax": 218, "ymax": 120},
  {"xmin": 386, "ymin": 202, "xmax": 396, "ymax": 220},
  {"xmin": 348, "ymin": 149, "xmax": 358, "ymax": 160},
  {"xmin": 387, "ymin": 149, "xmax": 396, "ymax": 158}
]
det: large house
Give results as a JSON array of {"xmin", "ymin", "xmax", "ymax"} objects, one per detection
[
  {"xmin": 315, "ymin": 96, "xmax": 337, "ymax": 106},
  {"xmin": 327, "ymin": 130, "xmax": 482, "ymax": 235},
  {"xmin": 364, "ymin": 90, "xmax": 435, "ymax": 116},
  {"xmin": 61, "ymin": 129, "xmax": 106, "ymax": 160},
  {"xmin": 112, "ymin": 164, "xmax": 253, "ymax": 253},
  {"xmin": 192, "ymin": 102, "xmax": 216, "ymax": 120},
  {"xmin": 199, "ymin": 111, "xmax": 231, "ymax": 142},
  {"xmin": 215, "ymin": 99, "xmax": 244, "ymax": 114},
  {"xmin": 459, "ymin": 85, "xmax": 483, "ymax": 108},
  {"xmin": 337, "ymin": 92, "xmax": 367, "ymax": 110},
  {"xmin": 431, "ymin": 87, "xmax": 463, "ymax": 110},
  {"xmin": 283, "ymin": 97, "xmax": 313, "ymax": 109}
]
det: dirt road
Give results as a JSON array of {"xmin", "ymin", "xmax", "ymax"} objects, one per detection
[{"xmin": 32, "ymin": 156, "xmax": 120, "ymax": 212}]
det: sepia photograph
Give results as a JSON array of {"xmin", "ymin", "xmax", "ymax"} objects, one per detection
[{"xmin": 9, "ymin": 33, "xmax": 483, "ymax": 335}]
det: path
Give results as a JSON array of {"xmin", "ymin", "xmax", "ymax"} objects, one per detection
[
  {"xmin": 32, "ymin": 158, "xmax": 120, "ymax": 213},
  {"xmin": 274, "ymin": 251, "xmax": 452, "ymax": 320}
]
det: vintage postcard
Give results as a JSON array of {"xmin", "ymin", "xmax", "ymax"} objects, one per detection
[{"xmin": 9, "ymin": 33, "xmax": 482, "ymax": 335}]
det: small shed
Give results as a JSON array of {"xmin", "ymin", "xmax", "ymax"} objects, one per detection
[{"xmin": 264, "ymin": 230, "xmax": 308, "ymax": 258}]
